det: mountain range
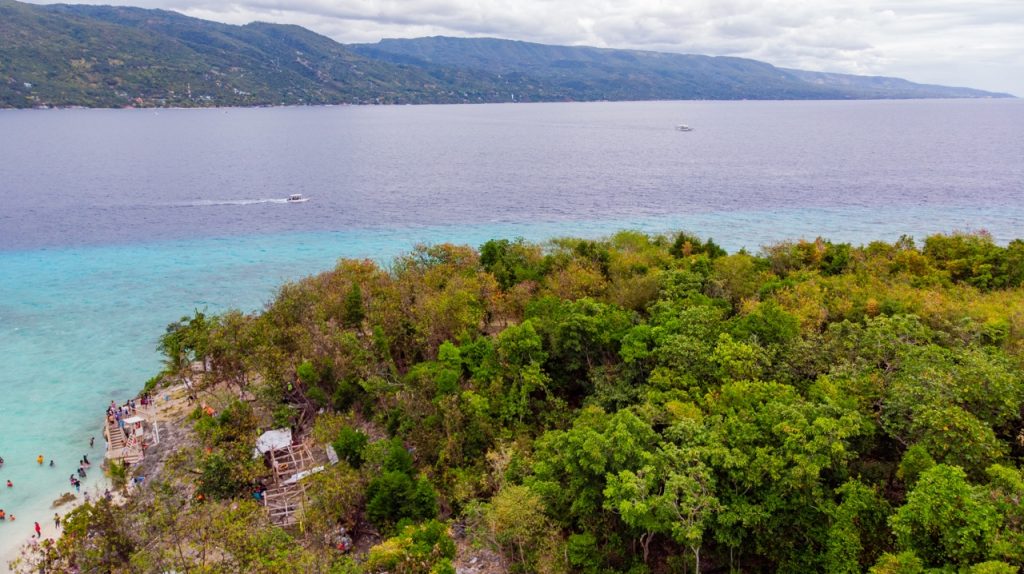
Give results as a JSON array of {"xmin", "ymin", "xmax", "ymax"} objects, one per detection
[{"xmin": 0, "ymin": 0, "xmax": 1013, "ymax": 108}]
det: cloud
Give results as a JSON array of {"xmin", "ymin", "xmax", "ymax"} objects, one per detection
[{"xmin": 22, "ymin": 0, "xmax": 1024, "ymax": 94}]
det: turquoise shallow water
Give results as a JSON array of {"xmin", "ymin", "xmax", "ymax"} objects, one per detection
[{"xmin": 3, "ymin": 204, "xmax": 1024, "ymax": 563}]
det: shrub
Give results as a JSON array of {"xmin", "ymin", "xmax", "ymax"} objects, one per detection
[
  {"xmin": 365, "ymin": 519, "xmax": 455, "ymax": 574},
  {"xmin": 332, "ymin": 426, "xmax": 369, "ymax": 468},
  {"xmin": 272, "ymin": 404, "xmax": 298, "ymax": 428},
  {"xmin": 366, "ymin": 471, "xmax": 438, "ymax": 528},
  {"xmin": 199, "ymin": 452, "xmax": 244, "ymax": 500}
]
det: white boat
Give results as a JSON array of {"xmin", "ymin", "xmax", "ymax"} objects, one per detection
[
  {"xmin": 676, "ymin": 124, "xmax": 693, "ymax": 132},
  {"xmin": 286, "ymin": 193, "xmax": 309, "ymax": 203}
]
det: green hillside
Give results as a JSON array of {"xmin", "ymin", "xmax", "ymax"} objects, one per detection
[
  {"xmin": 356, "ymin": 36, "xmax": 1013, "ymax": 101},
  {"xmin": 0, "ymin": 0, "xmax": 512, "ymax": 107},
  {"xmin": 11, "ymin": 231, "xmax": 1024, "ymax": 573},
  {"xmin": 0, "ymin": 0, "xmax": 1014, "ymax": 108},
  {"xmin": 353, "ymin": 36, "xmax": 851, "ymax": 100}
]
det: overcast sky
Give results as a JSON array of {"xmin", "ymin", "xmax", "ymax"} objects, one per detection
[{"xmin": 28, "ymin": 0, "xmax": 1024, "ymax": 95}]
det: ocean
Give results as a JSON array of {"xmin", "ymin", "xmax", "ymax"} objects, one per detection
[{"xmin": 1, "ymin": 99, "xmax": 1023, "ymax": 565}]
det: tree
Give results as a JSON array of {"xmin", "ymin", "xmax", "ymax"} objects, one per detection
[
  {"xmin": 889, "ymin": 465, "xmax": 1000, "ymax": 567},
  {"xmin": 480, "ymin": 238, "xmax": 544, "ymax": 290},
  {"xmin": 983, "ymin": 464, "xmax": 1024, "ymax": 565},
  {"xmin": 343, "ymin": 282, "xmax": 365, "ymax": 328},
  {"xmin": 158, "ymin": 309, "xmax": 212, "ymax": 385},
  {"xmin": 525, "ymin": 297, "xmax": 634, "ymax": 394},
  {"xmin": 710, "ymin": 332, "xmax": 768, "ymax": 382},
  {"xmin": 365, "ymin": 519, "xmax": 456, "ymax": 574},
  {"xmin": 366, "ymin": 471, "xmax": 439, "ymax": 529},
  {"xmin": 897, "ymin": 445, "xmax": 935, "ymax": 489},
  {"xmin": 300, "ymin": 463, "xmax": 363, "ymax": 547},
  {"xmin": 492, "ymin": 320, "xmax": 550, "ymax": 424},
  {"xmin": 530, "ymin": 408, "xmax": 658, "ymax": 534},
  {"xmin": 708, "ymin": 253, "xmax": 765, "ymax": 307},
  {"xmin": 825, "ymin": 480, "xmax": 893, "ymax": 573},
  {"xmin": 907, "ymin": 405, "xmax": 1005, "ymax": 479},
  {"xmin": 198, "ymin": 451, "xmax": 251, "ymax": 500},
  {"xmin": 52, "ymin": 500, "xmax": 135, "ymax": 572},
  {"xmin": 967, "ymin": 562, "xmax": 1019, "ymax": 574},
  {"xmin": 669, "ymin": 231, "xmax": 727, "ymax": 259},
  {"xmin": 485, "ymin": 485, "xmax": 552, "ymax": 567},
  {"xmin": 869, "ymin": 551, "xmax": 924, "ymax": 574},
  {"xmin": 332, "ymin": 426, "xmax": 369, "ymax": 469},
  {"xmin": 604, "ymin": 441, "xmax": 718, "ymax": 569},
  {"xmin": 702, "ymin": 380, "xmax": 869, "ymax": 570}
]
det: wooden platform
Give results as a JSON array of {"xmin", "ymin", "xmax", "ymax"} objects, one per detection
[
  {"xmin": 262, "ymin": 441, "xmax": 320, "ymax": 527},
  {"xmin": 264, "ymin": 481, "xmax": 308, "ymax": 526},
  {"xmin": 269, "ymin": 442, "xmax": 316, "ymax": 483}
]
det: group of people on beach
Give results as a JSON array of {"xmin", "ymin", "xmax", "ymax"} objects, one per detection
[
  {"xmin": 1, "ymin": 394, "xmax": 152, "ymax": 555},
  {"xmin": 69, "ymin": 455, "xmax": 91, "ymax": 492},
  {"xmin": 0, "ymin": 436, "xmax": 97, "ymax": 544},
  {"xmin": 109, "ymin": 399, "xmax": 136, "ymax": 429},
  {"xmin": 2, "ymin": 455, "xmax": 20, "ymax": 523}
]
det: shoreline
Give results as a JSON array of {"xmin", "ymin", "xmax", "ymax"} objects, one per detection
[
  {"xmin": 1, "ymin": 95, "xmax": 1020, "ymax": 112},
  {"xmin": 3, "ymin": 384, "xmax": 192, "ymax": 573},
  {"xmin": 2, "ymin": 480, "xmax": 110, "ymax": 573}
]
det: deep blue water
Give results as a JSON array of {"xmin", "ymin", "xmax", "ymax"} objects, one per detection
[
  {"xmin": 3, "ymin": 99, "xmax": 1023, "ymax": 250},
  {"xmin": 1, "ymin": 99, "xmax": 1023, "ymax": 563}
]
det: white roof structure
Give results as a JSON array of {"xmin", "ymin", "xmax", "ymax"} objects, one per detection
[
  {"xmin": 122, "ymin": 416, "xmax": 146, "ymax": 425},
  {"xmin": 254, "ymin": 428, "xmax": 292, "ymax": 456}
]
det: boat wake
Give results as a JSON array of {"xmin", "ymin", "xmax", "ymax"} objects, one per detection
[{"xmin": 170, "ymin": 198, "xmax": 290, "ymax": 207}]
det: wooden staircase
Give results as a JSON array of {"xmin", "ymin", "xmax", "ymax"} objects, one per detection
[{"xmin": 105, "ymin": 419, "xmax": 143, "ymax": 465}]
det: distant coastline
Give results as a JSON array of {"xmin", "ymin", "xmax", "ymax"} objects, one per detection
[
  {"xmin": 0, "ymin": 0, "xmax": 1014, "ymax": 109},
  {"xmin": 3, "ymin": 95, "xmax": 1018, "ymax": 112}
]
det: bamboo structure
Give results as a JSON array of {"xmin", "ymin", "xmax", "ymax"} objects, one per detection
[{"xmin": 262, "ymin": 441, "xmax": 318, "ymax": 526}]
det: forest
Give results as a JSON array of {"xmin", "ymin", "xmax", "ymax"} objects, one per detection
[{"xmin": 13, "ymin": 230, "xmax": 1024, "ymax": 574}]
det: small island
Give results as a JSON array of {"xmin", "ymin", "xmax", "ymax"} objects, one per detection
[{"xmin": 11, "ymin": 230, "xmax": 1024, "ymax": 574}]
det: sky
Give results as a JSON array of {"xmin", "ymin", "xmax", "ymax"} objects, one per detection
[{"xmin": 26, "ymin": 0, "xmax": 1024, "ymax": 95}]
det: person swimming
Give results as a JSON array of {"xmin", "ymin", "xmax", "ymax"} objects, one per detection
[
  {"xmin": 37, "ymin": 454, "xmax": 44, "ymax": 465},
  {"xmin": 50, "ymin": 460, "xmax": 55, "ymax": 467}
]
